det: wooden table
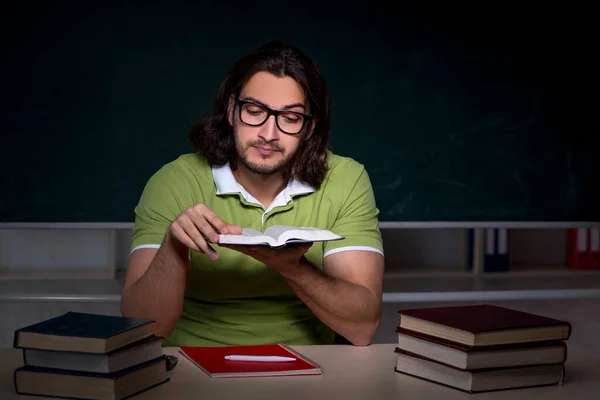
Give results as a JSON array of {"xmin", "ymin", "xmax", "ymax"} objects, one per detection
[{"xmin": 2, "ymin": 344, "xmax": 598, "ymax": 399}]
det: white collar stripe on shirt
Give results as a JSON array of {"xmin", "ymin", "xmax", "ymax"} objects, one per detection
[{"xmin": 211, "ymin": 163, "xmax": 315, "ymax": 212}]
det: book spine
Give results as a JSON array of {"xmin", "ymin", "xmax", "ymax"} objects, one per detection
[
  {"xmin": 483, "ymin": 228, "xmax": 509, "ymax": 272},
  {"xmin": 13, "ymin": 331, "xmax": 20, "ymax": 349},
  {"xmin": 465, "ymin": 229, "xmax": 485, "ymax": 273},
  {"xmin": 566, "ymin": 228, "xmax": 600, "ymax": 270},
  {"xmin": 466, "ymin": 229, "xmax": 474, "ymax": 270}
]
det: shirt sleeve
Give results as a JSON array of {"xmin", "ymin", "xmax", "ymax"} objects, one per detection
[
  {"xmin": 130, "ymin": 162, "xmax": 188, "ymax": 253},
  {"xmin": 323, "ymin": 164, "xmax": 384, "ymax": 258}
]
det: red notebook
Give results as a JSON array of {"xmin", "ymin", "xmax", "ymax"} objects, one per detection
[{"xmin": 179, "ymin": 343, "xmax": 323, "ymax": 378}]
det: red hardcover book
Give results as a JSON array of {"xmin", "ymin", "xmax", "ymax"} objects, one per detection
[
  {"xmin": 395, "ymin": 327, "xmax": 567, "ymax": 370},
  {"xmin": 398, "ymin": 304, "xmax": 572, "ymax": 346},
  {"xmin": 393, "ymin": 348, "xmax": 565, "ymax": 393},
  {"xmin": 179, "ymin": 343, "xmax": 322, "ymax": 378}
]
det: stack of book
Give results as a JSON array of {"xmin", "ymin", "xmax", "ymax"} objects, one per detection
[
  {"xmin": 393, "ymin": 304, "xmax": 572, "ymax": 393},
  {"xmin": 13, "ymin": 311, "xmax": 169, "ymax": 400}
]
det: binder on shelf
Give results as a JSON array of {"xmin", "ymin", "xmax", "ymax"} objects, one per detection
[
  {"xmin": 465, "ymin": 229, "xmax": 484, "ymax": 273},
  {"xmin": 566, "ymin": 228, "xmax": 600, "ymax": 270},
  {"xmin": 466, "ymin": 229, "xmax": 474, "ymax": 271},
  {"xmin": 483, "ymin": 228, "xmax": 509, "ymax": 273}
]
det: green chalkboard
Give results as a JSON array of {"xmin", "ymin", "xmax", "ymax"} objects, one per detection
[{"xmin": 1, "ymin": 2, "xmax": 598, "ymax": 222}]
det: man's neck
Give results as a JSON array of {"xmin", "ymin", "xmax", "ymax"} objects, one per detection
[{"xmin": 232, "ymin": 165, "xmax": 288, "ymax": 210}]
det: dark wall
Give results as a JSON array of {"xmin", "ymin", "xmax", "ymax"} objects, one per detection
[{"xmin": 1, "ymin": 1, "xmax": 598, "ymax": 222}]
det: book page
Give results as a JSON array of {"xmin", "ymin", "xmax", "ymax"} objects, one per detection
[
  {"xmin": 239, "ymin": 228, "xmax": 267, "ymax": 237},
  {"xmin": 263, "ymin": 226, "xmax": 342, "ymax": 245},
  {"xmin": 279, "ymin": 229, "xmax": 341, "ymax": 244},
  {"xmin": 262, "ymin": 225, "xmax": 302, "ymax": 239},
  {"xmin": 218, "ymin": 228, "xmax": 276, "ymax": 246},
  {"xmin": 219, "ymin": 226, "xmax": 343, "ymax": 247}
]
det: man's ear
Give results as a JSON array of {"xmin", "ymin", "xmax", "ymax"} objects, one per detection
[{"xmin": 227, "ymin": 95, "xmax": 235, "ymax": 126}]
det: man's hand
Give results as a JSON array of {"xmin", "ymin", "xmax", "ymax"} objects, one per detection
[
  {"xmin": 168, "ymin": 203, "xmax": 242, "ymax": 260},
  {"xmin": 220, "ymin": 243, "xmax": 312, "ymax": 272},
  {"xmin": 222, "ymin": 242, "xmax": 384, "ymax": 345}
]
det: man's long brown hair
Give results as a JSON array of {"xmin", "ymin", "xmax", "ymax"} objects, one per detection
[{"xmin": 189, "ymin": 40, "xmax": 330, "ymax": 188}]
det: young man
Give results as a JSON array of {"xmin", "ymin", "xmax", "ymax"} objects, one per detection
[{"xmin": 120, "ymin": 41, "xmax": 384, "ymax": 346}]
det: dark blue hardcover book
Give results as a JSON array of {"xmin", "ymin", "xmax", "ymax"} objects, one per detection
[
  {"xmin": 484, "ymin": 253, "xmax": 509, "ymax": 273},
  {"xmin": 14, "ymin": 355, "xmax": 169, "ymax": 400},
  {"xmin": 14, "ymin": 312, "xmax": 154, "ymax": 353},
  {"xmin": 466, "ymin": 229, "xmax": 474, "ymax": 270},
  {"xmin": 483, "ymin": 228, "xmax": 509, "ymax": 273},
  {"xmin": 22, "ymin": 335, "xmax": 164, "ymax": 374}
]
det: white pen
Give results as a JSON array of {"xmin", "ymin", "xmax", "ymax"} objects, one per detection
[{"xmin": 224, "ymin": 355, "xmax": 297, "ymax": 362}]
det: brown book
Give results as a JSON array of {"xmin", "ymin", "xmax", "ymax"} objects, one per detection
[
  {"xmin": 398, "ymin": 304, "xmax": 572, "ymax": 347},
  {"xmin": 14, "ymin": 356, "xmax": 169, "ymax": 400},
  {"xmin": 396, "ymin": 327, "xmax": 567, "ymax": 370},
  {"xmin": 394, "ymin": 348, "xmax": 565, "ymax": 393}
]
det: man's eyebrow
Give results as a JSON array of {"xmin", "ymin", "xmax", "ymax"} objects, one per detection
[{"xmin": 242, "ymin": 96, "xmax": 306, "ymax": 111}]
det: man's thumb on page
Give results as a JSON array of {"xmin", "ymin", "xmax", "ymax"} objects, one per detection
[{"xmin": 227, "ymin": 224, "xmax": 243, "ymax": 235}]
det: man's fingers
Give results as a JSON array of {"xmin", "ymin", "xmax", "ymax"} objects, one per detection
[
  {"xmin": 287, "ymin": 243, "xmax": 312, "ymax": 252},
  {"xmin": 180, "ymin": 218, "xmax": 219, "ymax": 260},
  {"xmin": 186, "ymin": 208, "xmax": 220, "ymax": 243},
  {"xmin": 300, "ymin": 243, "xmax": 313, "ymax": 252},
  {"xmin": 220, "ymin": 244, "xmax": 256, "ymax": 256},
  {"xmin": 200, "ymin": 207, "xmax": 242, "ymax": 236},
  {"xmin": 179, "ymin": 218, "xmax": 206, "ymax": 248},
  {"xmin": 221, "ymin": 244, "xmax": 248, "ymax": 252},
  {"xmin": 170, "ymin": 223, "xmax": 201, "ymax": 253},
  {"xmin": 212, "ymin": 223, "xmax": 242, "ymax": 236},
  {"xmin": 196, "ymin": 219, "xmax": 220, "ymax": 244},
  {"xmin": 225, "ymin": 224, "xmax": 243, "ymax": 235},
  {"xmin": 202, "ymin": 242, "xmax": 219, "ymax": 260},
  {"xmin": 169, "ymin": 204, "xmax": 240, "ymax": 261}
]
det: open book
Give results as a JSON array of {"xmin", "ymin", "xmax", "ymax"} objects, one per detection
[{"xmin": 217, "ymin": 225, "xmax": 344, "ymax": 248}]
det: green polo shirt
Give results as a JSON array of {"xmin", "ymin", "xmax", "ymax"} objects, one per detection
[{"xmin": 130, "ymin": 150, "xmax": 383, "ymax": 346}]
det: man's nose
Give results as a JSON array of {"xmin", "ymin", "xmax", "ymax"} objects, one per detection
[{"xmin": 258, "ymin": 115, "xmax": 280, "ymax": 141}]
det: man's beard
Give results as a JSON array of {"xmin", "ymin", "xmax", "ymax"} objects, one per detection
[{"xmin": 235, "ymin": 136, "xmax": 295, "ymax": 176}]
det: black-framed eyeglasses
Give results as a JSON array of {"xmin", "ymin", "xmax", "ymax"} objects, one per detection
[{"xmin": 236, "ymin": 98, "xmax": 312, "ymax": 135}]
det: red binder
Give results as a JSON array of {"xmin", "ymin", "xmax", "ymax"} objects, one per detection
[{"xmin": 566, "ymin": 228, "xmax": 600, "ymax": 270}]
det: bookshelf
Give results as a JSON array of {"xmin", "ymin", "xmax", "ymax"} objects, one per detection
[
  {"xmin": 1, "ymin": 222, "xmax": 600, "ymax": 349},
  {"xmin": 380, "ymin": 223, "xmax": 600, "ymax": 278},
  {"xmin": 1, "ymin": 222, "xmax": 599, "ymax": 301}
]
